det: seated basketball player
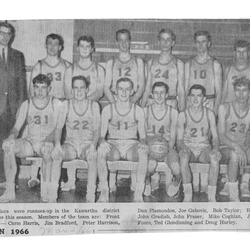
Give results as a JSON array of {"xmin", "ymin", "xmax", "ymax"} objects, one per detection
[
  {"xmin": 64, "ymin": 36, "xmax": 105, "ymax": 101},
  {"xmin": 144, "ymin": 81, "xmax": 181, "ymax": 197},
  {"xmin": 218, "ymin": 77, "xmax": 250, "ymax": 201},
  {"xmin": 177, "ymin": 84, "xmax": 221, "ymax": 202},
  {"xmin": 1, "ymin": 74, "xmax": 63, "ymax": 203},
  {"xmin": 56, "ymin": 76, "xmax": 100, "ymax": 202},
  {"xmin": 97, "ymin": 77, "xmax": 148, "ymax": 202}
]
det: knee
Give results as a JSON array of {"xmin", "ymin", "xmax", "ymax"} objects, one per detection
[
  {"xmin": 179, "ymin": 149, "xmax": 189, "ymax": 160},
  {"xmin": 97, "ymin": 146, "xmax": 108, "ymax": 159},
  {"xmin": 229, "ymin": 149, "xmax": 237, "ymax": 162},
  {"xmin": 86, "ymin": 149, "xmax": 97, "ymax": 162},
  {"xmin": 148, "ymin": 159, "xmax": 157, "ymax": 173},
  {"xmin": 41, "ymin": 142, "xmax": 53, "ymax": 160}
]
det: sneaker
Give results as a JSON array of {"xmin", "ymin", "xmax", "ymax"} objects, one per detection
[
  {"xmin": 220, "ymin": 182, "xmax": 229, "ymax": 196},
  {"xmin": 28, "ymin": 178, "xmax": 40, "ymax": 188},
  {"xmin": 143, "ymin": 184, "xmax": 151, "ymax": 197},
  {"xmin": 240, "ymin": 183, "xmax": 250, "ymax": 198},
  {"xmin": 61, "ymin": 182, "xmax": 76, "ymax": 191},
  {"xmin": 167, "ymin": 182, "xmax": 180, "ymax": 197}
]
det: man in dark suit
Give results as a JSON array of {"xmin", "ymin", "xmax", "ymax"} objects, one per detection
[{"xmin": 0, "ymin": 21, "xmax": 28, "ymax": 184}]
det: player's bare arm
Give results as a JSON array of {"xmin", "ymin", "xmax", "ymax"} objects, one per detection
[
  {"xmin": 136, "ymin": 106, "xmax": 147, "ymax": 147},
  {"xmin": 176, "ymin": 111, "xmax": 189, "ymax": 152},
  {"xmin": 184, "ymin": 61, "xmax": 190, "ymax": 101},
  {"xmin": 218, "ymin": 103, "xmax": 246, "ymax": 166},
  {"xmin": 130, "ymin": 58, "xmax": 145, "ymax": 104},
  {"xmin": 104, "ymin": 59, "xmax": 115, "ymax": 103},
  {"xmin": 177, "ymin": 59, "xmax": 185, "ymax": 111},
  {"xmin": 208, "ymin": 109, "xmax": 220, "ymax": 151},
  {"xmin": 64, "ymin": 66, "xmax": 73, "ymax": 99},
  {"xmin": 91, "ymin": 102, "xmax": 101, "ymax": 147},
  {"xmin": 169, "ymin": 108, "xmax": 179, "ymax": 149},
  {"xmin": 221, "ymin": 66, "xmax": 231, "ymax": 103},
  {"xmin": 88, "ymin": 66, "xmax": 105, "ymax": 101},
  {"xmin": 99, "ymin": 105, "xmax": 111, "ymax": 152},
  {"xmin": 141, "ymin": 59, "xmax": 153, "ymax": 107},
  {"xmin": 214, "ymin": 61, "xmax": 223, "ymax": 115}
]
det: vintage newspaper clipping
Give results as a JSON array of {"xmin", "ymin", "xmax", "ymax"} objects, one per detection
[{"xmin": 1, "ymin": 18, "xmax": 250, "ymax": 237}]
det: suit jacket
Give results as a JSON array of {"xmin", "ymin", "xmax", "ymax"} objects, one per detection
[{"xmin": 0, "ymin": 47, "xmax": 28, "ymax": 127}]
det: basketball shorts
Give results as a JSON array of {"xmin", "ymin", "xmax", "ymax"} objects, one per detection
[
  {"xmin": 25, "ymin": 138, "xmax": 46, "ymax": 156},
  {"xmin": 108, "ymin": 139, "xmax": 139, "ymax": 159},
  {"xmin": 64, "ymin": 139, "xmax": 91, "ymax": 159},
  {"xmin": 185, "ymin": 142, "xmax": 211, "ymax": 163}
]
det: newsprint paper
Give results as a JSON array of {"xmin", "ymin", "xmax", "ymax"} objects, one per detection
[{"xmin": 1, "ymin": 18, "xmax": 250, "ymax": 237}]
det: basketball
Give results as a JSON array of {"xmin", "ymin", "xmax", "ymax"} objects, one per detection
[{"xmin": 147, "ymin": 135, "xmax": 169, "ymax": 160}]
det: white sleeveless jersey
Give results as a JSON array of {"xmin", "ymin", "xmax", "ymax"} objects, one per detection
[
  {"xmin": 224, "ymin": 65, "xmax": 250, "ymax": 103},
  {"xmin": 183, "ymin": 107, "xmax": 210, "ymax": 148},
  {"xmin": 146, "ymin": 104, "xmax": 171, "ymax": 141},
  {"xmin": 72, "ymin": 62, "xmax": 105, "ymax": 97},
  {"xmin": 225, "ymin": 102, "xmax": 250, "ymax": 149},
  {"xmin": 149, "ymin": 57, "xmax": 180, "ymax": 98},
  {"xmin": 111, "ymin": 55, "xmax": 139, "ymax": 92},
  {"xmin": 26, "ymin": 97, "xmax": 60, "ymax": 142},
  {"xmin": 39, "ymin": 58, "xmax": 70, "ymax": 99},
  {"xmin": 107, "ymin": 103, "xmax": 138, "ymax": 140},
  {"xmin": 65, "ymin": 100, "xmax": 95, "ymax": 143}
]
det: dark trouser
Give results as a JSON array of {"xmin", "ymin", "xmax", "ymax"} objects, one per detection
[{"xmin": 0, "ymin": 110, "xmax": 14, "ymax": 183}]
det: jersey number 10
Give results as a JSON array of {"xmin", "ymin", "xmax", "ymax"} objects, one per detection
[{"xmin": 194, "ymin": 70, "xmax": 206, "ymax": 79}]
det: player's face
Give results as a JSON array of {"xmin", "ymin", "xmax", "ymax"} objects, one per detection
[
  {"xmin": 0, "ymin": 26, "xmax": 12, "ymax": 46},
  {"xmin": 159, "ymin": 32, "xmax": 174, "ymax": 52},
  {"xmin": 117, "ymin": 33, "xmax": 130, "ymax": 53},
  {"xmin": 234, "ymin": 85, "xmax": 250, "ymax": 104},
  {"xmin": 72, "ymin": 79, "xmax": 88, "ymax": 101},
  {"xmin": 195, "ymin": 35, "xmax": 210, "ymax": 53},
  {"xmin": 33, "ymin": 83, "xmax": 50, "ymax": 99},
  {"xmin": 117, "ymin": 81, "xmax": 133, "ymax": 102},
  {"xmin": 46, "ymin": 38, "xmax": 61, "ymax": 57},
  {"xmin": 189, "ymin": 89, "xmax": 204, "ymax": 108},
  {"xmin": 77, "ymin": 41, "xmax": 93, "ymax": 59},
  {"xmin": 153, "ymin": 86, "xmax": 168, "ymax": 105},
  {"xmin": 235, "ymin": 47, "xmax": 248, "ymax": 63}
]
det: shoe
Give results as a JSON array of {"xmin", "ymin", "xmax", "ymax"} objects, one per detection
[
  {"xmin": 143, "ymin": 184, "xmax": 151, "ymax": 197},
  {"xmin": 167, "ymin": 182, "xmax": 180, "ymax": 197},
  {"xmin": 240, "ymin": 183, "xmax": 250, "ymax": 198},
  {"xmin": 220, "ymin": 182, "xmax": 229, "ymax": 196},
  {"xmin": 97, "ymin": 189, "xmax": 109, "ymax": 202},
  {"xmin": 61, "ymin": 181, "xmax": 76, "ymax": 191},
  {"xmin": 151, "ymin": 173, "xmax": 160, "ymax": 191},
  {"xmin": 28, "ymin": 178, "xmax": 40, "ymax": 188}
]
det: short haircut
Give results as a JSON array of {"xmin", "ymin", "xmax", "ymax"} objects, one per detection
[
  {"xmin": 152, "ymin": 81, "xmax": 169, "ymax": 94},
  {"xmin": 116, "ymin": 77, "xmax": 134, "ymax": 90},
  {"xmin": 32, "ymin": 74, "xmax": 51, "ymax": 87},
  {"xmin": 116, "ymin": 29, "xmax": 131, "ymax": 41},
  {"xmin": 188, "ymin": 84, "xmax": 206, "ymax": 96},
  {"xmin": 234, "ymin": 40, "xmax": 249, "ymax": 51},
  {"xmin": 72, "ymin": 75, "xmax": 90, "ymax": 89},
  {"xmin": 233, "ymin": 77, "xmax": 250, "ymax": 90},
  {"xmin": 77, "ymin": 35, "xmax": 95, "ymax": 48},
  {"xmin": 46, "ymin": 33, "xmax": 64, "ymax": 52},
  {"xmin": 158, "ymin": 29, "xmax": 176, "ymax": 42},
  {"xmin": 0, "ymin": 21, "xmax": 14, "ymax": 35},
  {"xmin": 194, "ymin": 30, "xmax": 211, "ymax": 43}
]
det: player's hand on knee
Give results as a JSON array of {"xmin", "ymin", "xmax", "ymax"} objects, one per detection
[
  {"xmin": 235, "ymin": 146, "xmax": 247, "ymax": 168},
  {"xmin": 86, "ymin": 143, "xmax": 97, "ymax": 161},
  {"xmin": 2, "ymin": 136, "xmax": 15, "ymax": 152},
  {"xmin": 51, "ymin": 143, "xmax": 63, "ymax": 160},
  {"xmin": 99, "ymin": 141, "xmax": 111, "ymax": 153},
  {"xmin": 138, "ymin": 142, "xmax": 149, "ymax": 154},
  {"xmin": 41, "ymin": 142, "xmax": 54, "ymax": 156},
  {"xmin": 210, "ymin": 149, "xmax": 221, "ymax": 162}
]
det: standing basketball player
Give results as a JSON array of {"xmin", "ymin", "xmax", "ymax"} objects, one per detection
[
  {"xmin": 144, "ymin": 82, "xmax": 181, "ymax": 197},
  {"xmin": 178, "ymin": 84, "xmax": 221, "ymax": 202},
  {"xmin": 222, "ymin": 40, "xmax": 250, "ymax": 103},
  {"xmin": 104, "ymin": 29, "xmax": 145, "ymax": 104},
  {"xmin": 64, "ymin": 36, "xmax": 105, "ymax": 101},
  {"xmin": 30, "ymin": 34, "xmax": 71, "ymax": 99},
  {"xmin": 56, "ymin": 76, "xmax": 100, "ymax": 202},
  {"xmin": 185, "ymin": 31, "xmax": 222, "ymax": 115},
  {"xmin": 141, "ymin": 29, "xmax": 185, "ymax": 111},
  {"xmin": 218, "ymin": 77, "xmax": 250, "ymax": 201},
  {"xmin": 1, "ymin": 74, "xmax": 63, "ymax": 203},
  {"xmin": 98, "ymin": 77, "xmax": 148, "ymax": 202}
]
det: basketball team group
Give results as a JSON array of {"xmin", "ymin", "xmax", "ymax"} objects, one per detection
[{"xmin": 0, "ymin": 21, "xmax": 249, "ymax": 203}]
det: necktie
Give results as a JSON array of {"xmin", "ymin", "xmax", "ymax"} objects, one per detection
[{"xmin": 2, "ymin": 48, "xmax": 5, "ymax": 63}]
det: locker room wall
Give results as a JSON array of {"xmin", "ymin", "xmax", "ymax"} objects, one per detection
[{"xmin": 74, "ymin": 19, "xmax": 250, "ymax": 69}]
